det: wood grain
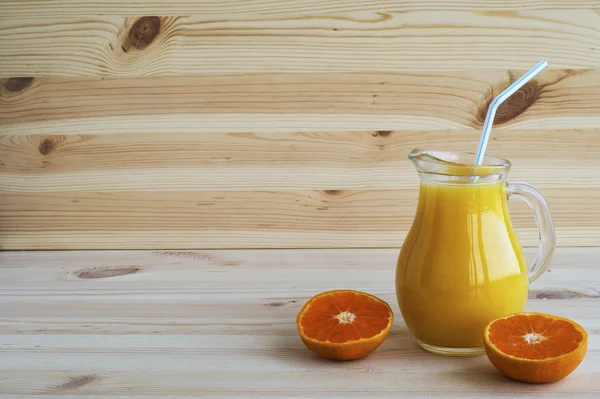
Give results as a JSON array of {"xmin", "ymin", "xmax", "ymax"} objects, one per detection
[
  {"xmin": 1, "ymin": 189, "xmax": 599, "ymax": 249},
  {"xmin": 2, "ymin": 124, "xmax": 599, "ymax": 249},
  {"xmin": 2, "ymin": 130, "xmax": 599, "ymax": 185},
  {"xmin": 1, "ymin": 70, "xmax": 598, "ymax": 128},
  {"xmin": 2, "ymin": 0, "xmax": 599, "ymax": 17},
  {"xmin": 0, "ymin": 248, "xmax": 598, "ymax": 397},
  {"xmin": 2, "ymin": 11, "xmax": 600, "ymax": 76}
]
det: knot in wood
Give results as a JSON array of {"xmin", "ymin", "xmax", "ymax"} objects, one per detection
[
  {"xmin": 477, "ymin": 80, "xmax": 541, "ymax": 126},
  {"xmin": 4, "ymin": 77, "xmax": 33, "ymax": 93},
  {"xmin": 76, "ymin": 266, "xmax": 141, "ymax": 279},
  {"xmin": 372, "ymin": 130, "xmax": 392, "ymax": 137},
  {"xmin": 123, "ymin": 16, "xmax": 161, "ymax": 52},
  {"xmin": 39, "ymin": 138, "xmax": 55, "ymax": 155}
]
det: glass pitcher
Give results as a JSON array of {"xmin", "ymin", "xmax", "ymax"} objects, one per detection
[{"xmin": 396, "ymin": 149, "xmax": 555, "ymax": 356}]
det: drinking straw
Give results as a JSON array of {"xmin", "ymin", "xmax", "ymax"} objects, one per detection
[{"xmin": 474, "ymin": 60, "xmax": 548, "ymax": 165}]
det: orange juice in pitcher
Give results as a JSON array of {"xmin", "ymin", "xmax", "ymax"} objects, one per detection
[{"xmin": 396, "ymin": 149, "xmax": 555, "ymax": 356}]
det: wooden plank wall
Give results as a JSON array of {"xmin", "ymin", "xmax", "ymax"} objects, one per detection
[{"xmin": 1, "ymin": 1, "xmax": 599, "ymax": 249}]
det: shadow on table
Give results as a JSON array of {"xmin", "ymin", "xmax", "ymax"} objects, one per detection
[{"xmin": 453, "ymin": 360, "xmax": 574, "ymax": 394}]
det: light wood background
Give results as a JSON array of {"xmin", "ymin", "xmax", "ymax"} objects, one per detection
[{"xmin": 1, "ymin": 1, "xmax": 600, "ymax": 249}]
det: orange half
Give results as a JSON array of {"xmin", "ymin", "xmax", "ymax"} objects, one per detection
[
  {"xmin": 484, "ymin": 312, "xmax": 588, "ymax": 383},
  {"xmin": 296, "ymin": 290, "xmax": 393, "ymax": 360}
]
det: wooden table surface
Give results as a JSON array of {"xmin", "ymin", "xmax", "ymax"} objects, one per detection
[{"xmin": 1, "ymin": 248, "xmax": 598, "ymax": 398}]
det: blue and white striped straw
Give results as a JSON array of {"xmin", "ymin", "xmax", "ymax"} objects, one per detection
[{"xmin": 474, "ymin": 60, "xmax": 548, "ymax": 165}]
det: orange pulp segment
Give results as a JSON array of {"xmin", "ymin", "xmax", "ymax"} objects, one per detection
[
  {"xmin": 296, "ymin": 290, "xmax": 393, "ymax": 360},
  {"xmin": 484, "ymin": 312, "xmax": 588, "ymax": 383}
]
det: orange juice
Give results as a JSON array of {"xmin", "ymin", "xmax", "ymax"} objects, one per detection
[{"xmin": 396, "ymin": 181, "xmax": 529, "ymax": 351}]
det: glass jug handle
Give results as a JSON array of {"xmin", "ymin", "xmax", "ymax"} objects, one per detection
[{"xmin": 507, "ymin": 182, "xmax": 556, "ymax": 283}]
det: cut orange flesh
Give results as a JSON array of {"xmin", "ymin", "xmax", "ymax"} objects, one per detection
[
  {"xmin": 296, "ymin": 290, "xmax": 393, "ymax": 360},
  {"xmin": 484, "ymin": 312, "xmax": 588, "ymax": 383}
]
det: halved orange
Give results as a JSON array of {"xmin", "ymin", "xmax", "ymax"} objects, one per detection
[
  {"xmin": 484, "ymin": 312, "xmax": 588, "ymax": 383},
  {"xmin": 296, "ymin": 290, "xmax": 393, "ymax": 360}
]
